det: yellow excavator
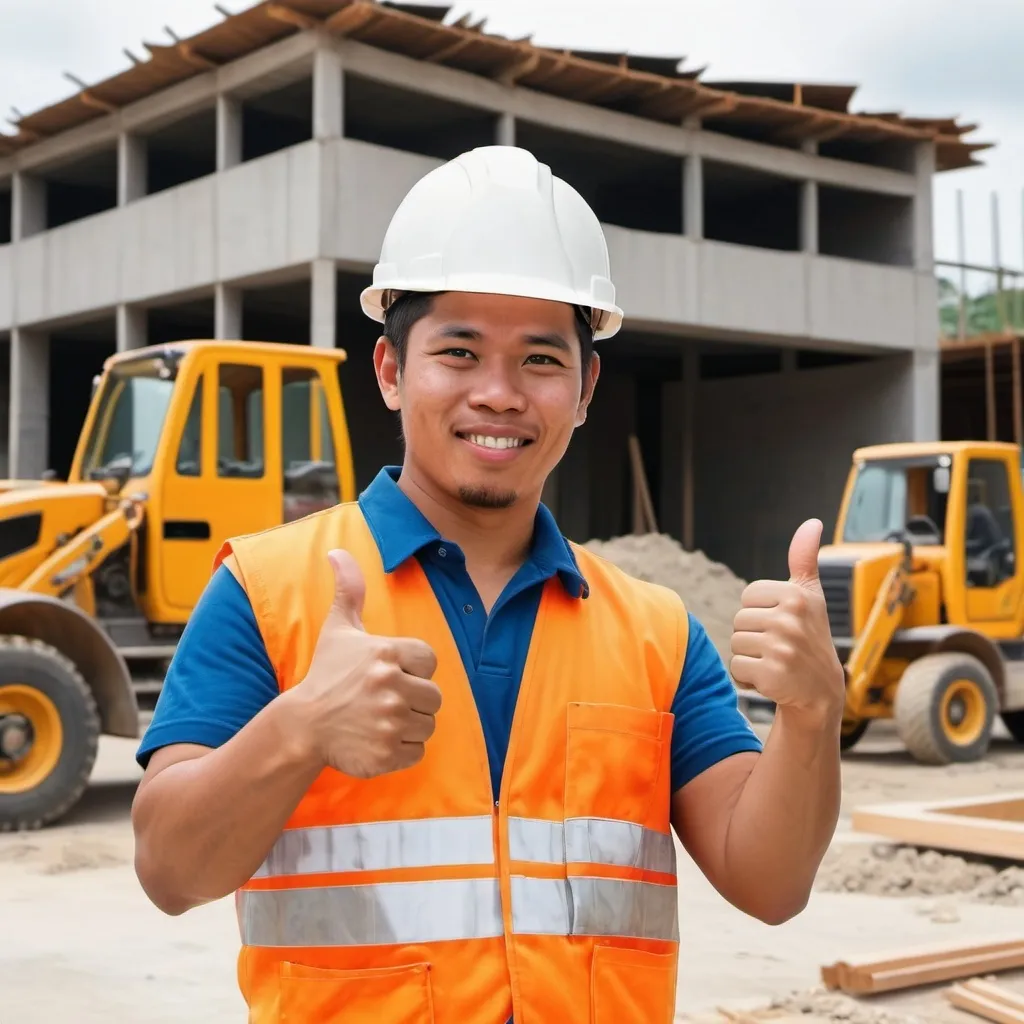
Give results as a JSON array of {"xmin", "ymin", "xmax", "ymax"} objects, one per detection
[
  {"xmin": 0, "ymin": 339, "xmax": 355, "ymax": 830},
  {"xmin": 818, "ymin": 441, "xmax": 1024, "ymax": 764}
]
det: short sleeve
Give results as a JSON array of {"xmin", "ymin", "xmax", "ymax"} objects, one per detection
[
  {"xmin": 135, "ymin": 564, "xmax": 280, "ymax": 769},
  {"xmin": 670, "ymin": 613, "xmax": 763, "ymax": 792}
]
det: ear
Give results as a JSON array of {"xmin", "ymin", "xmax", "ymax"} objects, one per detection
[
  {"xmin": 575, "ymin": 352, "xmax": 600, "ymax": 428},
  {"xmin": 373, "ymin": 336, "xmax": 402, "ymax": 412}
]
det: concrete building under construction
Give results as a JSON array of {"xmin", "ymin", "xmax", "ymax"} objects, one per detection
[{"xmin": 0, "ymin": 0, "xmax": 988, "ymax": 580}]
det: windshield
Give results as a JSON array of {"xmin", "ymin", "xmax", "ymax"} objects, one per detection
[
  {"xmin": 81, "ymin": 358, "xmax": 178, "ymax": 480},
  {"xmin": 843, "ymin": 456, "xmax": 950, "ymax": 544}
]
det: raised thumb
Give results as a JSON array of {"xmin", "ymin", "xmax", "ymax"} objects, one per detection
[
  {"xmin": 327, "ymin": 548, "xmax": 366, "ymax": 629},
  {"xmin": 788, "ymin": 518, "xmax": 823, "ymax": 590}
]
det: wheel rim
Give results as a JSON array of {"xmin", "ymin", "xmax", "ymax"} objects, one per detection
[
  {"xmin": 0, "ymin": 684, "xmax": 63, "ymax": 793},
  {"xmin": 940, "ymin": 678, "xmax": 986, "ymax": 746}
]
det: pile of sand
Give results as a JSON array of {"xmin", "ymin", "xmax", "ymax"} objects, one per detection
[
  {"xmin": 816, "ymin": 842, "xmax": 1024, "ymax": 906},
  {"xmin": 582, "ymin": 533, "xmax": 747, "ymax": 660},
  {"xmin": 762, "ymin": 989, "xmax": 929, "ymax": 1023}
]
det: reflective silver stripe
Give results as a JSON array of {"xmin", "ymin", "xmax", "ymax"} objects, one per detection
[
  {"xmin": 239, "ymin": 878, "xmax": 504, "ymax": 947},
  {"xmin": 510, "ymin": 875, "xmax": 678, "ymax": 942},
  {"xmin": 508, "ymin": 816, "xmax": 676, "ymax": 875},
  {"xmin": 253, "ymin": 815, "xmax": 495, "ymax": 878}
]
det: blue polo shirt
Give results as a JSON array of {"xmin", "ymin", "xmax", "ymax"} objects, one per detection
[{"xmin": 137, "ymin": 466, "xmax": 763, "ymax": 800}]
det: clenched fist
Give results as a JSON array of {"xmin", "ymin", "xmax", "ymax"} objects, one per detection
[
  {"xmin": 730, "ymin": 519, "xmax": 845, "ymax": 723},
  {"xmin": 284, "ymin": 548, "xmax": 442, "ymax": 779}
]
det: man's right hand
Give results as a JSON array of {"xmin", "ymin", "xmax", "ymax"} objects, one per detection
[{"xmin": 286, "ymin": 548, "xmax": 442, "ymax": 779}]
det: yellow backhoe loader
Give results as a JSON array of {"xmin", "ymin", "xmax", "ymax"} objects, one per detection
[
  {"xmin": 818, "ymin": 441, "xmax": 1024, "ymax": 764},
  {"xmin": 0, "ymin": 339, "xmax": 355, "ymax": 830}
]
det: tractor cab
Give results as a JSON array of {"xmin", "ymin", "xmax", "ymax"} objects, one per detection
[{"xmin": 68, "ymin": 340, "xmax": 356, "ymax": 628}]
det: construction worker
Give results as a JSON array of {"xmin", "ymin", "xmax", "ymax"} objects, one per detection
[{"xmin": 131, "ymin": 146, "xmax": 846, "ymax": 1022}]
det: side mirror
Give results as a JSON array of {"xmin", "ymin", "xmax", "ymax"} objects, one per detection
[{"xmin": 933, "ymin": 466, "xmax": 951, "ymax": 494}]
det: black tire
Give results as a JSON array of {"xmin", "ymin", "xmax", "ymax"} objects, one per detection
[
  {"xmin": 0, "ymin": 636, "xmax": 100, "ymax": 831},
  {"xmin": 1000, "ymin": 710, "xmax": 1024, "ymax": 744},
  {"xmin": 840, "ymin": 717, "xmax": 870, "ymax": 752},
  {"xmin": 893, "ymin": 652, "xmax": 998, "ymax": 765}
]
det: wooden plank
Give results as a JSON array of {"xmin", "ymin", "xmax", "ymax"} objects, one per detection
[
  {"xmin": 822, "ymin": 937, "xmax": 1024, "ymax": 994},
  {"xmin": 946, "ymin": 982, "xmax": 1024, "ymax": 1024},
  {"xmin": 851, "ymin": 791, "xmax": 1024, "ymax": 861},
  {"xmin": 958, "ymin": 979, "xmax": 1024, "ymax": 1013}
]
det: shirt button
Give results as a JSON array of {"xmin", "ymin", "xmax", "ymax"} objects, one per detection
[
  {"xmin": 463, "ymin": 603, "xmax": 473, "ymax": 614},
  {"xmin": 438, "ymin": 546, "xmax": 447, "ymax": 558}
]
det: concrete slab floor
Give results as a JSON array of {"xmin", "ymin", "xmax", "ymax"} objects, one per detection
[{"xmin": 2, "ymin": 722, "xmax": 1023, "ymax": 1022}]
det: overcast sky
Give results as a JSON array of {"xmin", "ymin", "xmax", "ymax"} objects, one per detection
[{"xmin": 2, "ymin": 0, "xmax": 1021, "ymax": 284}]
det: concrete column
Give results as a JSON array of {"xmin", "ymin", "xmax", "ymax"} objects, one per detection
[
  {"xmin": 681, "ymin": 347, "xmax": 698, "ymax": 549},
  {"xmin": 12, "ymin": 171, "xmax": 46, "ymax": 240},
  {"xmin": 310, "ymin": 259, "xmax": 337, "ymax": 348},
  {"xmin": 909, "ymin": 348, "xmax": 940, "ymax": 441},
  {"xmin": 913, "ymin": 141, "xmax": 936, "ymax": 272},
  {"xmin": 117, "ymin": 133, "xmax": 147, "ymax": 205},
  {"xmin": 313, "ymin": 47, "xmax": 344, "ymax": 140},
  {"xmin": 800, "ymin": 139, "xmax": 818, "ymax": 256},
  {"xmin": 684, "ymin": 154, "xmax": 703, "ymax": 241},
  {"xmin": 9, "ymin": 328, "xmax": 49, "ymax": 478},
  {"xmin": 217, "ymin": 94, "xmax": 243, "ymax": 171},
  {"xmin": 116, "ymin": 304, "xmax": 147, "ymax": 352},
  {"xmin": 215, "ymin": 283, "xmax": 243, "ymax": 339},
  {"xmin": 497, "ymin": 113, "xmax": 515, "ymax": 147},
  {"xmin": 659, "ymin": 379, "xmax": 683, "ymax": 541}
]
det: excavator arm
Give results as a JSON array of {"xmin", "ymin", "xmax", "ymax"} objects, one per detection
[
  {"xmin": 843, "ymin": 538, "xmax": 916, "ymax": 719},
  {"xmin": 18, "ymin": 497, "xmax": 145, "ymax": 599}
]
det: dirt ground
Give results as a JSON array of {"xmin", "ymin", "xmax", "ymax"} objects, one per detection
[{"xmin": 3, "ymin": 717, "xmax": 1024, "ymax": 1023}]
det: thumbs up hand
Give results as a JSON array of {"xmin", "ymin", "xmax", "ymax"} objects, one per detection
[
  {"xmin": 284, "ymin": 548, "xmax": 442, "ymax": 779},
  {"xmin": 730, "ymin": 519, "xmax": 845, "ymax": 726}
]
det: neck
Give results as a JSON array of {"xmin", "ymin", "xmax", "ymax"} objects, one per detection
[{"xmin": 396, "ymin": 460, "xmax": 540, "ymax": 575}]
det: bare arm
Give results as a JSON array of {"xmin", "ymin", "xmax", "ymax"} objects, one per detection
[
  {"xmin": 131, "ymin": 694, "xmax": 324, "ymax": 916},
  {"xmin": 672, "ymin": 707, "xmax": 840, "ymax": 924}
]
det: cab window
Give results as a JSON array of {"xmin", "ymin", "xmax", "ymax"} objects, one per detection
[
  {"xmin": 281, "ymin": 367, "xmax": 340, "ymax": 521},
  {"xmin": 965, "ymin": 458, "xmax": 1015, "ymax": 587},
  {"xmin": 217, "ymin": 364, "xmax": 264, "ymax": 479},
  {"xmin": 175, "ymin": 375, "xmax": 203, "ymax": 477}
]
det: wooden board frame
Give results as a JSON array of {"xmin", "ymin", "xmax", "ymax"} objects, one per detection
[{"xmin": 852, "ymin": 791, "xmax": 1024, "ymax": 861}]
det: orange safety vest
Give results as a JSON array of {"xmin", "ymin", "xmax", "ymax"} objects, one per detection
[{"xmin": 218, "ymin": 500, "xmax": 689, "ymax": 1024}]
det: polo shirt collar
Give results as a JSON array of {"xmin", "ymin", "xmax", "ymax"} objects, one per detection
[{"xmin": 357, "ymin": 466, "xmax": 589, "ymax": 598}]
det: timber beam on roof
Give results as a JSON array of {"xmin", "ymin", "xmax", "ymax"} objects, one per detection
[{"xmin": 0, "ymin": 0, "xmax": 990, "ymax": 172}]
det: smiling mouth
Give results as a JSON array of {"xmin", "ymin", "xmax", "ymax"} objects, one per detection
[{"xmin": 456, "ymin": 433, "xmax": 533, "ymax": 450}]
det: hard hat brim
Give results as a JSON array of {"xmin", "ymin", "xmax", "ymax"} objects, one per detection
[{"xmin": 360, "ymin": 278, "xmax": 623, "ymax": 341}]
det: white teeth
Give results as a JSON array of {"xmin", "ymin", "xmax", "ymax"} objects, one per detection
[{"xmin": 467, "ymin": 434, "xmax": 524, "ymax": 449}]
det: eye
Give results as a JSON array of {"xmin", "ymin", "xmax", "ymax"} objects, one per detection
[
  {"xmin": 439, "ymin": 347, "xmax": 476, "ymax": 359},
  {"xmin": 525, "ymin": 353, "xmax": 564, "ymax": 366}
]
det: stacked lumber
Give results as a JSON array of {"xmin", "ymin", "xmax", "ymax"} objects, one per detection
[
  {"xmin": 821, "ymin": 936, "xmax": 1024, "ymax": 994},
  {"xmin": 946, "ymin": 979, "xmax": 1024, "ymax": 1023}
]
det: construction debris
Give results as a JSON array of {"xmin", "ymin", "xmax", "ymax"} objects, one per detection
[
  {"xmin": 946, "ymin": 978, "xmax": 1024, "ymax": 1022},
  {"xmin": 582, "ymin": 533, "xmax": 747, "ymax": 660},
  {"xmin": 821, "ymin": 936, "xmax": 1024, "ymax": 995},
  {"xmin": 815, "ymin": 842, "xmax": 1024, "ymax": 903}
]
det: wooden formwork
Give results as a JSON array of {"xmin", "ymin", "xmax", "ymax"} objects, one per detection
[{"xmin": 852, "ymin": 791, "xmax": 1024, "ymax": 861}]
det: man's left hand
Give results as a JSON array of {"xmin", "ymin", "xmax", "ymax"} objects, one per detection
[{"xmin": 730, "ymin": 518, "xmax": 845, "ymax": 724}]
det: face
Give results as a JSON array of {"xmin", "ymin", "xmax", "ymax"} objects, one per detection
[{"xmin": 373, "ymin": 292, "xmax": 600, "ymax": 510}]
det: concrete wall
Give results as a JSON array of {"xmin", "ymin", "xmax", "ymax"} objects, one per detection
[{"xmin": 693, "ymin": 353, "xmax": 935, "ymax": 582}]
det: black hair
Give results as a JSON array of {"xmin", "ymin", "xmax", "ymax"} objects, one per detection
[{"xmin": 381, "ymin": 291, "xmax": 595, "ymax": 377}]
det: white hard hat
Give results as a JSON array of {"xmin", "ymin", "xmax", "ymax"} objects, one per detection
[{"xmin": 360, "ymin": 145, "xmax": 623, "ymax": 340}]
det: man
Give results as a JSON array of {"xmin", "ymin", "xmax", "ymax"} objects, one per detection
[{"xmin": 132, "ymin": 146, "xmax": 845, "ymax": 1023}]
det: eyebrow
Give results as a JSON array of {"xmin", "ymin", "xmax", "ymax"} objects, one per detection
[{"xmin": 437, "ymin": 324, "xmax": 572, "ymax": 353}]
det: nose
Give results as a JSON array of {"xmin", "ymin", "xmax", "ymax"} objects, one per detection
[{"xmin": 467, "ymin": 360, "xmax": 528, "ymax": 414}]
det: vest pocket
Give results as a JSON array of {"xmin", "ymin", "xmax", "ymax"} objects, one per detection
[
  {"xmin": 279, "ymin": 960, "xmax": 434, "ymax": 1023},
  {"xmin": 564, "ymin": 702, "xmax": 673, "ymax": 832},
  {"xmin": 590, "ymin": 945, "xmax": 677, "ymax": 1024}
]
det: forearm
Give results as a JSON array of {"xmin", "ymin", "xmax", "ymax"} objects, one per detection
[
  {"xmin": 722, "ymin": 708, "xmax": 842, "ymax": 923},
  {"xmin": 132, "ymin": 693, "xmax": 324, "ymax": 915}
]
